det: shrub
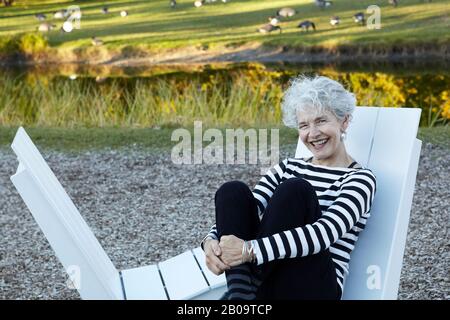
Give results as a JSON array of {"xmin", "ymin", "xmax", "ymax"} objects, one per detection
[
  {"xmin": 17, "ymin": 32, "xmax": 48, "ymax": 56},
  {"xmin": 0, "ymin": 35, "xmax": 18, "ymax": 55}
]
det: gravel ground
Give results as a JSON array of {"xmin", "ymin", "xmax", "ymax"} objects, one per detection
[{"xmin": 0, "ymin": 142, "xmax": 448, "ymax": 300}]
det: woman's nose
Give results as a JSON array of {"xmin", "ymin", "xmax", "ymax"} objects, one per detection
[{"xmin": 309, "ymin": 124, "xmax": 320, "ymax": 137}]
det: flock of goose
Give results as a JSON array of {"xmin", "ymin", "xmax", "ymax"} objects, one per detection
[
  {"xmin": 257, "ymin": 0, "xmax": 400, "ymax": 34},
  {"xmin": 33, "ymin": 0, "xmax": 408, "ymax": 43},
  {"xmin": 35, "ymin": 6, "xmax": 129, "ymax": 45},
  {"xmin": 33, "ymin": 1, "xmax": 229, "ymax": 44}
]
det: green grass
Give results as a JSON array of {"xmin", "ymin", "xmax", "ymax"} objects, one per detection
[
  {"xmin": 417, "ymin": 126, "xmax": 450, "ymax": 150},
  {"xmin": 0, "ymin": 0, "xmax": 449, "ymax": 56},
  {"xmin": 0, "ymin": 125, "xmax": 447, "ymax": 152},
  {"xmin": 0, "ymin": 125, "xmax": 299, "ymax": 152}
]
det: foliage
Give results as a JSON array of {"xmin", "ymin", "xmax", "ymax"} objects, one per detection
[
  {"xmin": 0, "ymin": 32, "xmax": 48, "ymax": 56},
  {"xmin": 0, "ymin": 64, "xmax": 448, "ymax": 128}
]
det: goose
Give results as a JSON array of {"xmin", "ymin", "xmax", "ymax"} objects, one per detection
[
  {"xmin": 330, "ymin": 16, "xmax": 340, "ymax": 26},
  {"xmin": 389, "ymin": 0, "xmax": 398, "ymax": 7},
  {"xmin": 353, "ymin": 12, "xmax": 365, "ymax": 25},
  {"xmin": 276, "ymin": 7, "xmax": 296, "ymax": 18},
  {"xmin": 315, "ymin": 0, "xmax": 333, "ymax": 9},
  {"xmin": 53, "ymin": 9, "xmax": 68, "ymax": 19},
  {"xmin": 298, "ymin": 20, "xmax": 316, "ymax": 32},
  {"xmin": 194, "ymin": 0, "xmax": 204, "ymax": 7},
  {"xmin": 91, "ymin": 36, "xmax": 104, "ymax": 46},
  {"xmin": 170, "ymin": 0, "xmax": 177, "ymax": 8},
  {"xmin": 258, "ymin": 23, "xmax": 282, "ymax": 34},
  {"xmin": 37, "ymin": 22, "xmax": 55, "ymax": 32},
  {"xmin": 34, "ymin": 13, "xmax": 46, "ymax": 21},
  {"xmin": 101, "ymin": 6, "xmax": 108, "ymax": 14},
  {"xmin": 120, "ymin": 10, "xmax": 128, "ymax": 17},
  {"xmin": 268, "ymin": 16, "xmax": 281, "ymax": 26}
]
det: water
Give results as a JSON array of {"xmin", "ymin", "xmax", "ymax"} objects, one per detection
[{"xmin": 0, "ymin": 61, "xmax": 448, "ymax": 127}]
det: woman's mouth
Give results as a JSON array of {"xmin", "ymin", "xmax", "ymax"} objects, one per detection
[{"xmin": 310, "ymin": 138, "xmax": 329, "ymax": 150}]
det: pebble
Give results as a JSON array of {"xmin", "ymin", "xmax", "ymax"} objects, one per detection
[{"xmin": 0, "ymin": 142, "xmax": 448, "ymax": 299}]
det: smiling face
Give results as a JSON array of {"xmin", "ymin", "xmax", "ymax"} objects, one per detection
[{"xmin": 297, "ymin": 108, "xmax": 349, "ymax": 161}]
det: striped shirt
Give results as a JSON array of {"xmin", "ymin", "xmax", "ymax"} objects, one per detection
[{"xmin": 205, "ymin": 157, "xmax": 377, "ymax": 292}]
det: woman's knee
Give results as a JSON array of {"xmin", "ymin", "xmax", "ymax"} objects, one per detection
[
  {"xmin": 274, "ymin": 178, "xmax": 315, "ymax": 200},
  {"xmin": 215, "ymin": 180, "xmax": 252, "ymax": 201},
  {"xmin": 260, "ymin": 178, "xmax": 320, "ymax": 230},
  {"xmin": 215, "ymin": 181, "xmax": 259, "ymax": 239}
]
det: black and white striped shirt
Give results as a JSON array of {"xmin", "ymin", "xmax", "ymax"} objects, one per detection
[{"xmin": 205, "ymin": 158, "xmax": 377, "ymax": 292}]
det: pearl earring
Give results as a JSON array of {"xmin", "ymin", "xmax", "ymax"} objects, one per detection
[{"xmin": 340, "ymin": 132, "xmax": 347, "ymax": 141}]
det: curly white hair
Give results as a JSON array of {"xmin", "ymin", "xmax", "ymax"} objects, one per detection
[{"xmin": 282, "ymin": 75, "xmax": 356, "ymax": 128}]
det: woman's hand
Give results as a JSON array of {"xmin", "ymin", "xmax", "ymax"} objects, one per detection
[
  {"xmin": 219, "ymin": 235, "xmax": 245, "ymax": 267},
  {"xmin": 204, "ymin": 239, "xmax": 230, "ymax": 275}
]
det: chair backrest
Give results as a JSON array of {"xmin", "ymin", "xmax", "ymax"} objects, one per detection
[
  {"xmin": 10, "ymin": 128, "xmax": 123, "ymax": 300},
  {"xmin": 295, "ymin": 106, "xmax": 422, "ymax": 299}
]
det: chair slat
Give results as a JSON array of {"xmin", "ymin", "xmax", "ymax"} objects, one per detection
[
  {"xmin": 121, "ymin": 265, "xmax": 167, "ymax": 300},
  {"xmin": 342, "ymin": 107, "xmax": 421, "ymax": 299},
  {"xmin": 158, "ymin": 251, "xmax": 210, "ymax": 300},
  {"xmin": 11, "ymin": 165, "xmax": 123, "ymax": 300},
  {"xmin": 192, "ymin": 247, "xmax": 227, "ymax": 289}
]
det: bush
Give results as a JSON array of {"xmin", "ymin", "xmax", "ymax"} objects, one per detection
[
  {"xmin": 0, "ymin": 35, "xmax": 18, "ymax": 55},
  {"xmin": 0, "ymin": 32, "xmax": 48, "ymax": 57},
  {"xmin": 18, "ymin": 32, "xmax": 48, "ymax": 56}
]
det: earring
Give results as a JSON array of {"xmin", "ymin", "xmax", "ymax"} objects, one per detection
[{"xmin": 340, "ymin": 132, "xmax": 347, "ymax": 141}]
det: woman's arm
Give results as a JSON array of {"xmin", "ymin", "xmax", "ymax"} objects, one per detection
[
  {"xmin": 201, "ymin": 225, "xmax": 218, "ymax": 250},
  {"xmin": 252, "ymin": 158, "xmax": 289, "ymax": 218},
  {"xmin": 252, "ymin": 170, "xmax": 376, "ymax": 265}
]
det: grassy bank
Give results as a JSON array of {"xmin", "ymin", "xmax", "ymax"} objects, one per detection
[
  {"xmin": 0, "ymin": 126, "xmax": 448, "ymax": 152},
  {"xmin": 0, "ymin": 0, "xmax": 449, "ymax": 62}
]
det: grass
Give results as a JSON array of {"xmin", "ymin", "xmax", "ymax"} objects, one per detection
[
  {"xmin": 0, "ymin": 72, "xmax": 284, "ymax": 128},
  {"xmin": 0, "ymin": 125, "xmax": 299, "ymax": 152},
  {"xmin": 0, "ymin": 125, "xmax": 447, "ymax": 152},
  {"xmin": 0, "ymin": 0, "xmax": 449, "ymax": 57},
  {"xmin": 417, "ymin": 126, "xmax": 450, "ymax": 150},
  {"xmin": 1, "ymin": 67, "xmax": 449, "ymax": 128}
]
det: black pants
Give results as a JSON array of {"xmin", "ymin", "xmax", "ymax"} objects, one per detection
[{"xmin": 215, "ymin": 178, "xmax": 340, "ymax": 300}]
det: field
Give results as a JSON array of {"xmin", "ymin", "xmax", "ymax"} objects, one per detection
[{"xmin": 0, "ymin": 0, "xmax": 449, "ymax": 59}]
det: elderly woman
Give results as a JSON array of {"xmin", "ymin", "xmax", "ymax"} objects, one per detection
[{"xmin": 201, "ymin": 75, "xmax": 377, "ymax": 300}]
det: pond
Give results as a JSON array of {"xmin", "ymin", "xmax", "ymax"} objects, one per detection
[{"xmin": 0, "ymin": 60, "xmax": 449, "ymax": 128}]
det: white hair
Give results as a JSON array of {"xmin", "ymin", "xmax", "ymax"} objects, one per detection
[{"xmin": 282, "ymin": 75, "xmax": 356, "ymax": 128}]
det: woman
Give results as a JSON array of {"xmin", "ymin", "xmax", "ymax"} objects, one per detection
[{"xmin": 201, "ymin": 75, "xmax": 377, "ymax": 300}]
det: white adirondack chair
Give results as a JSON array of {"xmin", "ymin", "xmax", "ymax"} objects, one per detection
[{"xmin": 10, "ymin": 106, "xmax": 422, "ymax": 300}]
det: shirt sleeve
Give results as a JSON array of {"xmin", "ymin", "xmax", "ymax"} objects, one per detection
[
  {"xmin": 200, "ymin": 224, "xmax": 219, "ymax": 251},
  {"xmin": 252, "ymin": 169, "xmax": 377, "ymax": 265},
  {"xmin": 252, "ymin": 158, "xmax": 289, "ymax": 218}
]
